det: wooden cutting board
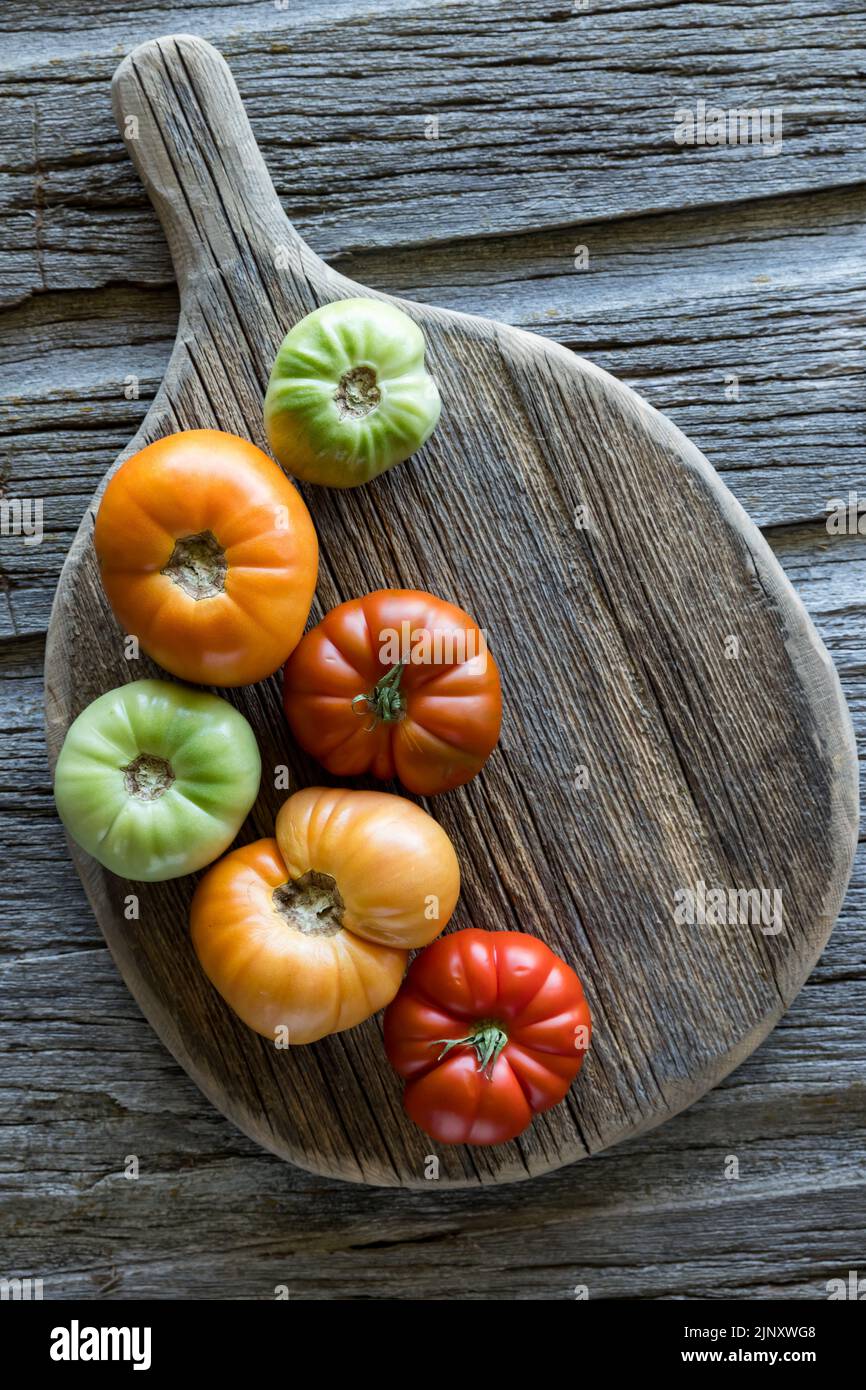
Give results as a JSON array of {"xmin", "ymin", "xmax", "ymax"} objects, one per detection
[{"xmin": 44, "ymin": 34, "xmax": 858, "ymax": 1188}]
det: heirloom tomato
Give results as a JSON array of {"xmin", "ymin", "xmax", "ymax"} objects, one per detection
[
  {"xmin": 264, "ymin": 298, "xmax": 441, "ymax": 487},
  {"xmin": 53, "ymin": 679, "xmax": 261, "ymax": 882},
  {"xmin": 94, "ymin": 429, "xmax": 318, "ymax": 686},
  {"xmin": 190, "ymin": 786, "xmax": 460, "ymax": 1043},
  {"xmin": 282, "ymin": 589, "xmax": 502, "ymax": 795},
  {"xmin": 384, "ymin": 929, "xmax": 591, "ymax": 1145}
]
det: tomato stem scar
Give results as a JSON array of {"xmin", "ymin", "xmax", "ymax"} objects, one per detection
[
  {"xmin": 162, "ymin": 529, "xmax": 227, "ymax": 600},
  {"xmin": 122, "ymin": 753, "xmax": 175, "ymax": 801},
  {"xmin": 272, "ymin": 870, "xmax": 345, "ymax": 936},
  {"xmin": 334, "ymin": 365, "xmax": 381, "ymax": 420}
]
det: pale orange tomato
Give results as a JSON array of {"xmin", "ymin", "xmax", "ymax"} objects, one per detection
[
  {"xmin": 275, "ymin": 786, "xmax": 461, "ymax": 949},
  {"xmin": 190, "ymin": 839, "xmax": 406, "ymax": 1044},
  {"xmin": 94, "ymin": 429, "xmax": 318, "ymax": 687},
  {"xmin": 190, "ymin": 787, "xmax": 460, "ymax": 1044}
]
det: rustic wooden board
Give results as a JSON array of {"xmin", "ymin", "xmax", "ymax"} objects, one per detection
[{"xmin": 43, "ymin": 34, "xmax": 859, "ymax": 1188}]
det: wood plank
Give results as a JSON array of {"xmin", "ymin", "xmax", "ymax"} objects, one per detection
[
  {"xmin": 2, "ymin": 505, "xmax": 864, "ymax": 1293},
  {"xmin": 3, "ymin": 186, "xmax": 864, "ymax": 640},
  {"xmin": 2, "ymin": 832, "xmax": 864, "ymax": 1292},
  {"xmin": 3, "ymin": 0, "xmax": 865, "ymax": 1297},
  {"xmin": 6, "ymin": 520, "xmax": 864, "ymax": 953},
  {"xmin": 3, "ymin": 1, "xmax": 866, "ymax": 304},
  {"xmin": 2, "ymin": 863, "xmax": 864, "ymax": 1296}
]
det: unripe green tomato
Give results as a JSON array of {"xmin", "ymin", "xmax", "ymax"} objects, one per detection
[
  {"xmin": 264, "ymin": 297, "xmax": 441, "ymax": 488},
  {"xmin": 53, "ymin": 679, "xmax": 261, "ymax": 882}
]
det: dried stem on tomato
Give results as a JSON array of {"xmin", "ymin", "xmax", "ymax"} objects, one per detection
[
  {"xmin": 433, "ymin": 1021, "xmax": 510, "ymax": 1078},
  {"xmin": 352, "ymin": 663, "xmax": 407, "ymax": 732}
]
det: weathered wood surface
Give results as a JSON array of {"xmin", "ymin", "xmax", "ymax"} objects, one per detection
[
  {"xmin": 5, "ymin": 183, "xmax": 866, "ymax": 643},
  {"xmin": 42, "ymin": 31, "xmax": 858, "ymax": 1189},
  {"xmin": 1, "ymin": 0, "xmax": 864, "ymax": 1295},
  {"xmin": 4, "ymin": 0, "xmax": 866, "ymax": 301}
]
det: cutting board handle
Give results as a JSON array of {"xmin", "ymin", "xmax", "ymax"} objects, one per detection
[{"xmin": 111, "ymin": 34, "xmax": 303, "ymax": 294}]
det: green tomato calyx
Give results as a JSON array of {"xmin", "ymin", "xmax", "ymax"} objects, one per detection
[
  {"xmin": 433, "ymin": 1021, "xmax": 509, "ymax": 1078},
  {"xmin": 122, "ymin": 753, "xmax": 175, "ymax": 802},
  {"xmin": 273, "ymin": 870, "xmax": 345, "ymax": 937},
  {"xmin": 334, "ymin": 365, "xmax": 381, "ymax": 420},
  {"xmin": 352, "ymin": 664, "xmax": 406, "ymax": 732},
  {"xmin": 162, "ymin": 529, "xmax": 227, "ymax": 600}
]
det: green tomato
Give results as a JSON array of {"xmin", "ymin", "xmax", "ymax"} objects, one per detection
[
  {"xmin": 54, "ymin": 679, "xmax": 261, "ymax": 882},
  {"xmin": 264, "ymin": 297, "xmax": 441, "ymax": 488}
]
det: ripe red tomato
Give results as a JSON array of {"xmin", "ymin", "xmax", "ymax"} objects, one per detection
[
  {"xmin": 383, "ymin": 928, "xmax": 591, "ymax": 1145},
  {"xmin": 282, "ymin": 589, "xmax": 502, "ymax": 795}
]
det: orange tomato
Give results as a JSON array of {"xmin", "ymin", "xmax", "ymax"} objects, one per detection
[
  {"xmin": 94, "ymin": 429, "xmax": 318, "ymax": 686},
  {"xmin": 190, "ymin": 787, "xmax": 461, "ymax": 1043},
  {"xmin": 189, "ymin": 839, "xmax": 406, "ymax": 1044},
  {"xmin": 283, "ymin": 589, "xmax": 502, "ymax": 794}
]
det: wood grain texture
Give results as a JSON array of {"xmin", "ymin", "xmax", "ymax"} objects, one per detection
[
  {"xmin": 5, "ymin": 516, "xmax": 865, "ymax": 1293},
  {"xmin": 3, "ymin": 0, "xmax": 865, "ymax": 1301},
  {"xmin": 4, "ymin": 1, "xmax": 866, "ymax": 306},
  {"xmin": 4, "ymin": 183, "xmax": 866, "ymax": 645},
  {"xmin": 41, "ymin": 34, "xmax": 858, "ymax": 1188}
]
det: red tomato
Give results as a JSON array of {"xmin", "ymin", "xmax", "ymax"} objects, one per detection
[
  {"xmin": 383, "ymin": 928, "xmax": 591, "ymax": 1145},
  {"xmin": 282, "ymin": 589, "xmax": 502, "ymax": 795}
]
